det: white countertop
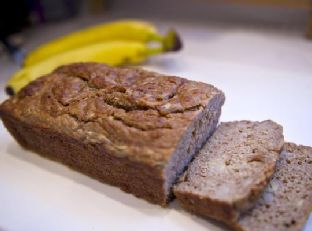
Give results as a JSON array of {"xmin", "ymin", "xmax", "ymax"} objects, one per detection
[{"xmin": 0, "ymin": 16, "xmax": 311, "ymax": 231}]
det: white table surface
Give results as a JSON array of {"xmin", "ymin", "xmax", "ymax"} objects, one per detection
[{"xmin": 0, "ymin": 17, "xmax": 311, "ymax": 231}]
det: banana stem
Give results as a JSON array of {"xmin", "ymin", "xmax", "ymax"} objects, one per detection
[
  {"xmin": 146, "ymin": 29, "xmax": 183, "ymax": 57},
  {"xmin": 145, "ymin": 47, "xmax": 164, "ymax": 56},
  {"xmin": 150, "ymin": 29, "xmax": 183, "ymax": 53},
  {"xmin": 149, "ymin": 33, "xmax": 164, "ymax": 43},
  {"xmin": 161, "ymin": 29, "xmax": 183, "ymax": 52}
]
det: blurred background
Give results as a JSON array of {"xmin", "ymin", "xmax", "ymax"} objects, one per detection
[
  {"xmin": 1, "ymin": 0, "xmax": 312, "ymax": 99},
  {"xmin": 1, "ymin": 0, "xmax": 311, "ymax": 67}
]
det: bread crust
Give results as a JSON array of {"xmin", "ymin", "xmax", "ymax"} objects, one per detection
[{"xmin": 0, "ymin": 62, "xmax": 225, "ymax": 206}]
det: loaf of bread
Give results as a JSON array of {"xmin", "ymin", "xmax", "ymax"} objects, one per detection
[
  {"xmin": 174, "ymin": 120, "xmax": 284, "ymax": 224},
  {"xmin": 0, "ymin": 62, "xmax": 225, "ymax": 206},
  {"xmin": 237, "ymin": 142, "xmax": 312, "ymax": 231}
]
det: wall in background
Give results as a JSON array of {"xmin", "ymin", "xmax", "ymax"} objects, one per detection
[{"xmin": 108, "ymin": 0, "xmax": 310, "ymax": 29}]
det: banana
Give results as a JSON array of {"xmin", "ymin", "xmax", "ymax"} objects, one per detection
[
  {"xmin": 24, "ymin": 20, "xmax": 172, "ymax": 67},
  {"xmin": 6, "ymin": 40, "xmax": 174, "ymax": 95}
]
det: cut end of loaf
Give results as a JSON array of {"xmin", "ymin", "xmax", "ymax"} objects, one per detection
[
  {"xmin": 164, "ymin": 92, "xmax": 225, "ymax": 203},
  {"xmin": 173, "ymin": 120, "xmax": 284, "ymax": 224}
]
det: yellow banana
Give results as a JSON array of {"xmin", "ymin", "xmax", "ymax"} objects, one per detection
[
  {"xmin": 7, "ymin": 41, "xmax": 168, "ymax": 95},
  {"xmin": 24, "ymin": 20, "xmax": 173, "ymax": 66}
]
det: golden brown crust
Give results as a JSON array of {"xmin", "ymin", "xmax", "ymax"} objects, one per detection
[
  {"xmin": 0, "ymin": 62, "xmax": 225, "ymax": 205},
  {"xmin": 1, "ymin": 63, "xmax": 223, "ymax": 167}
]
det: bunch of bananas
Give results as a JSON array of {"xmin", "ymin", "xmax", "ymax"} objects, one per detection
[{"xmin": 7, "ymin": 20, "xmax": 182, "ymax": 95}]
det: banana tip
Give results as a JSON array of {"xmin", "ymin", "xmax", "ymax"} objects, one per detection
[
  {"xmin": 5, "ymin": 86, "xmax": 15, "ymax": 96},
  {"xmin": 163, "ymin": 29, "xmax": 183, "ymax": 52}
]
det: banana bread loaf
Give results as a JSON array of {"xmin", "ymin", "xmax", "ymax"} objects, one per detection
[
  {"xmin": 237, "ymin": 142, "xmax": 312, "ymax": 231},
  {"xmin": 0, "ymin": 62, "xmax": 225, "ymax": 206},
  {"xmin": 173, "ymin": 120, "xmax": 284, "ymax": 223}
]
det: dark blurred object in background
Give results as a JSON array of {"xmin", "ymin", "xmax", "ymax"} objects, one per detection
[
  {"xmin": 0, "ymin": 0, "xmax": 30, "ymax": 38},
  {"xmin": 0, "ymin": 0, "xmax": 30, "ymax": 64},
  {"xmin": 0, "ymin": 0, "xmax": 83, "ymax": 64},
  {"xmin": 39, "ymin": 0, "xmax": 82, "ymax": 21}
]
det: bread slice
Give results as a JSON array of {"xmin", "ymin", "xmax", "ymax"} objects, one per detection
[
  {"xmin": 173, "ymin": 120, "xmax": 284, "ymax": 224},
  {"xmin": 236, "ymin": 142, "xmax": 312, "ymax": 231},
  {"xmin": 0, "ymin": 62, "xmax": 225, "ymax": 206}
]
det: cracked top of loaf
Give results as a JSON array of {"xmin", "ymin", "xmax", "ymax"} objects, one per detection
[{"xmin": 0, "ymin": 63, "xmax": 225, "ymax": 168}]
